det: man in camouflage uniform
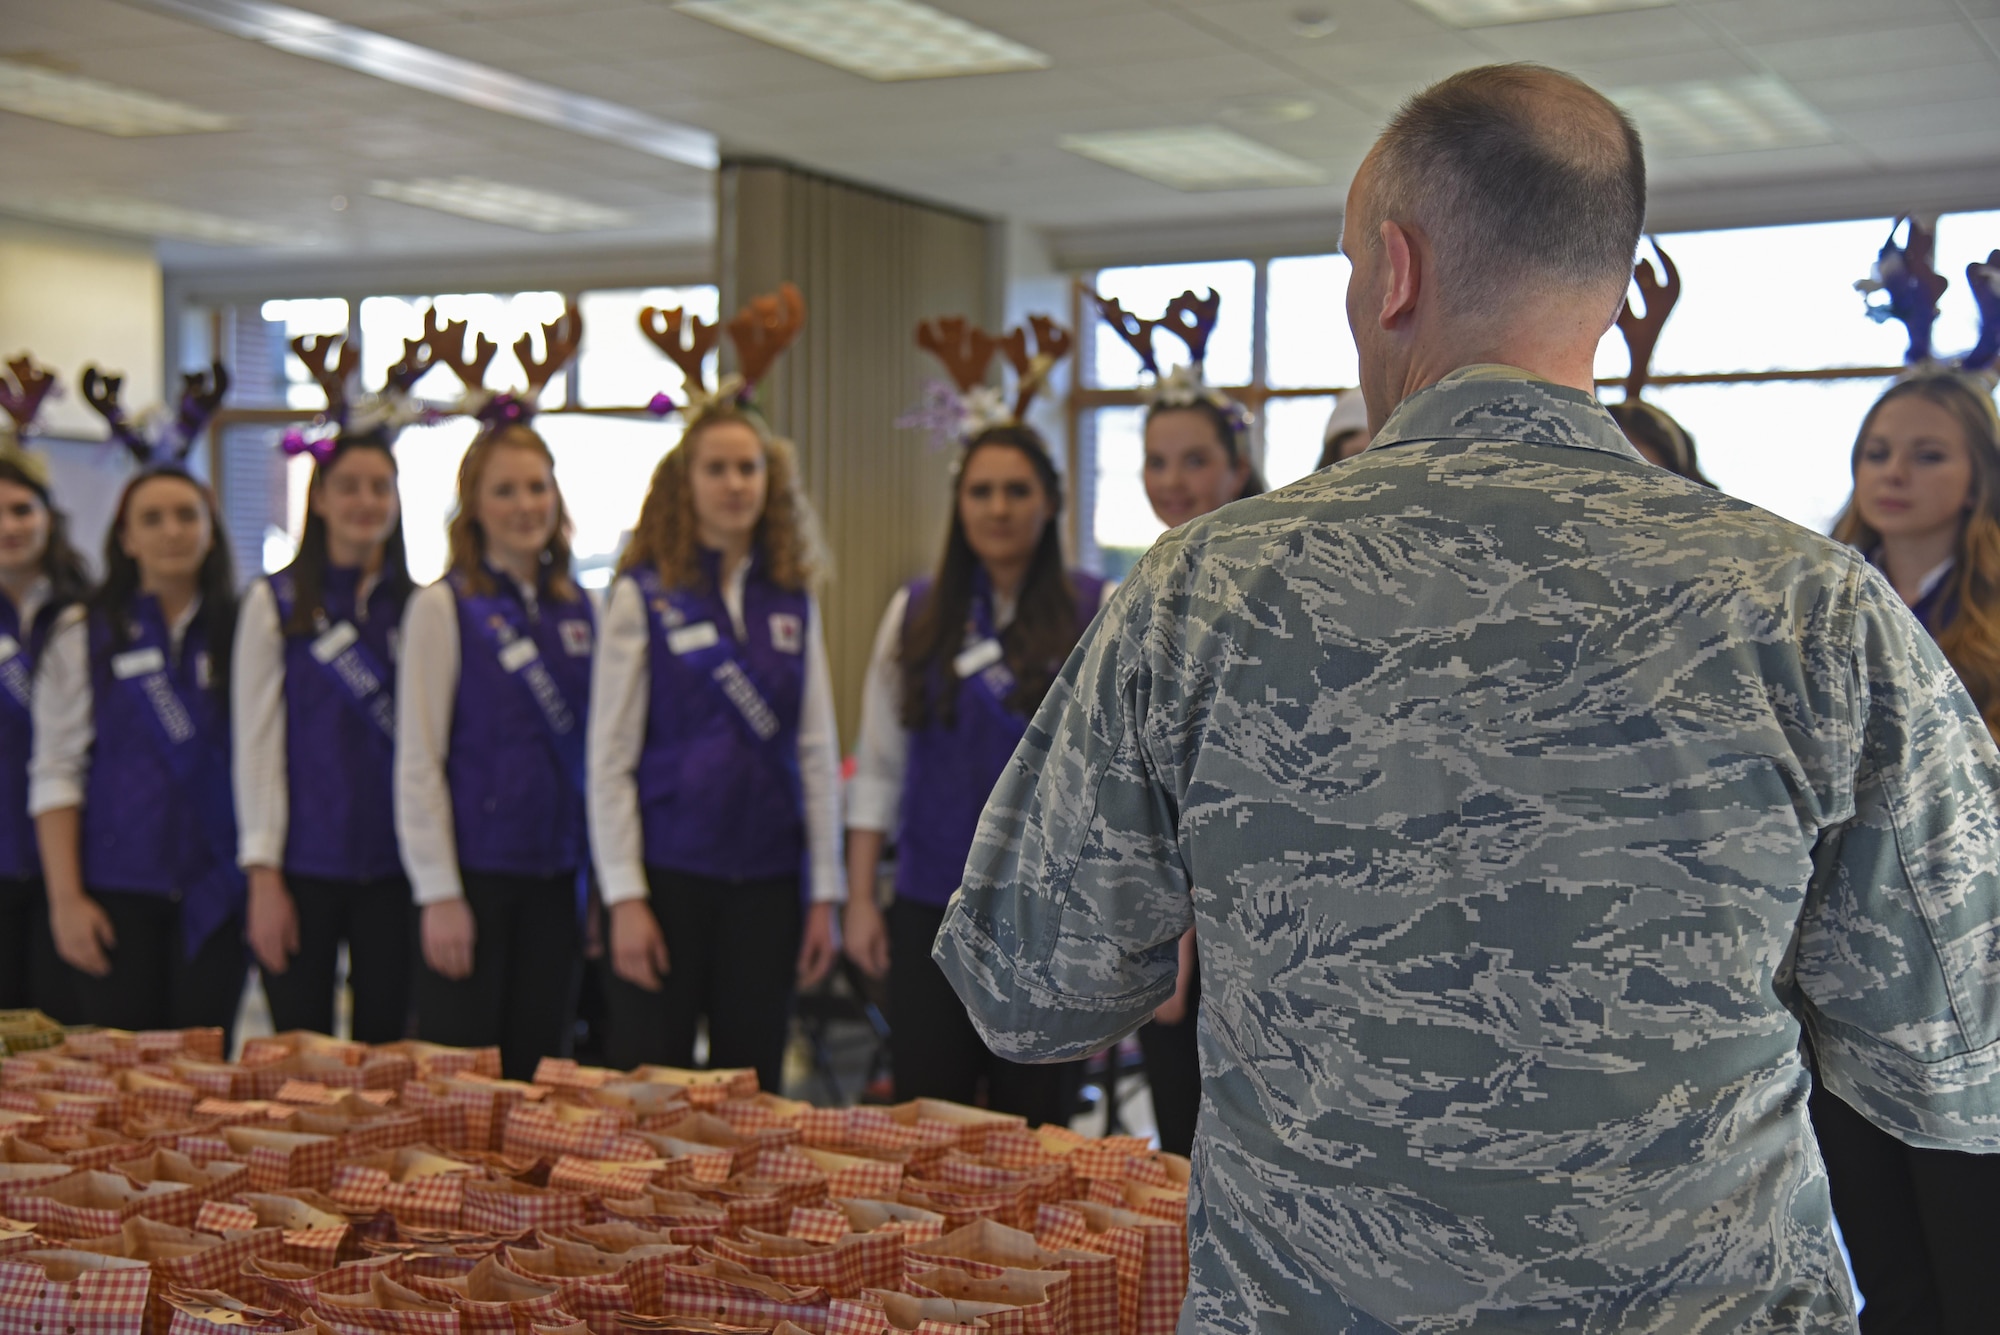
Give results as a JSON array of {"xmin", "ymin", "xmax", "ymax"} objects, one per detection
[{"xmin": 934, "ymin": 63, "xmax": 2000, "ymax": 1333}]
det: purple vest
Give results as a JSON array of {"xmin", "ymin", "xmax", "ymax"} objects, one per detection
[
  {"xmin": 271, "ymin": 568, "xmax": 406, "ymax": 881},
  {"xmin": 0, "ymin": 593, "xmax": 63, "ymax": 881},
  {"xmin": 82, "ymin": 599, "xmax": 245, "ymax": 955},
  {"xmin": 629, "ymin": 554, "xmax": 810, "ymax": 884},
  {"xmin": 444, "ymin": 570, "xmax": 593, "ymax": 877},
  {"xmin": 896, "ymin": 569, "xmax": 1106, "ymax": 907}
]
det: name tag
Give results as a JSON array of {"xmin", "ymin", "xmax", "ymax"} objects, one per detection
[
  {"xmin": 559, "ymin": 619, "xmax": 593, "ymax": 656},
  {"xmin": 768, "ymin": 613, "xmax": 802, "ymax": 654},
  {"xmin": 499, "ymin": 637, "xmax": 540, "ymax": 672},
  {"xmin": 112, "ymin": 647, "xmax": 165, "ymax": 679},
  {"xmin": 309, "ymin": 621, "xmax": 358, "ymax": 664},
  {"xmin": 953, "ymin": 638, "xmax": 1004, "ymax": 678},
  {"xmin": 0, "ymin": 635, "xmax": 17, "ymax": 664},
  {"xmin": 668, "ymin": 622, "xmax": 719, "ymax": 655}
]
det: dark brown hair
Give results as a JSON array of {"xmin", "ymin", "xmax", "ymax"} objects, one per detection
[
  {"xmin": 1832, "ymin": 374, "xmax": 2000, "ymax": 738},
  {"xmin": 1145, "ymin": 401, "xmax": 1266, "ymax": 499},
  {"xmin": 0, "ymin": 456, "xmax": 91, "ymax": 609},
  {"xmin": 899, "ymin": 424, "xmax": 1080, "ymax": 730},
  {"xmin": 1372, "ymin": 63, "xmax": 1645, "ymax": 317},
  {"xmin": 1607, "ymin": 400, "xmax": 1713, "ymax": 487},
  {"xmin": 279, "ymin": 432, "xmax": 413, "ymax": 636}
]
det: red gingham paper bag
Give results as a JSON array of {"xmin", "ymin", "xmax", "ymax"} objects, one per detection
[
  {"xmin": 221, "ymin": 1195, "xmax": 355, "ymax": 1269},
  {"xmin": 8, "ymin": 1170, "xmax": 200, "ymax": 1237},
  {"xmin": 310, "ymin": 1272, "xmax": 458, "ymax": 1335},
  {"xmin": 0, "ymin": 1160, "xmax": 77, "ymax": 1205},
  {"xmin": 28, "ymin": 1129, "xmax": 150, "ymax": 1172},
  {"xmin": 702, "ymin": 1177, "xmax": 820, "ymax": 1237},
  {"xmin": 904, "ymin": 1267, "xmax": 1066, "ymax": 1335},
  {"xmin": 371, "ymin": 1047, "xmax": 500, "ymax": 1086},
  {"xmin": 828, "ymin": 1201, "xmax": 944, "ymax": 1246},
  {"xmin": 709, "ymin": 1229, "xmax": 901, "ymax": 1300},
  {"xmin": 885, "ymin": 1106, "xmax": 1024, "ymax": 1160},
  {"xmin": 114, "ymin": 1074, "xmax": 198, "ymax": 1126},
  {"xmin": 584, "ymin": 1087, "xmax": 687, "ymax": 1138},
  {"xmin": 788, "ymin": 1153, "xmax": 898, "ymax": 1205},
  {"xmin": 0, "ymin": 1090, "xmax": 118, "ymax": 1133},
  {"xmin": 825, "ymin": 1292, "xmax": 1015, "ymax": 1335},
  {"xmin": 162, "ymin": 1287, "xmax": 296, "ymax": 1335},
  {"xmin": 896, "ymin": 1184, "xmax": 1017, "ymax": 1236},
  {"xmin": 180, "ymin": 1131, "xmax": 338, "ymax": 1195},
  {"xmin": 544, "ymin": 1227, "xmax": 686, "ymax": 1263},
  {"xmin": 1032, "ymin": 1205, "xmax": 1179, "ymax": 1335},
  {"xmin": 525, "ymin": 1064, "xmax": 617, "ymax": 1096},
  {"xmin": 496, "ymin": 1246, "xmax": 636, "ymax": 1335},
  {"xmin": 186, "ymin": 1104, "xmax": 291, "ymax": 1133},
  {"xmin": 925, "ymin": 1163, "xmax": 1069, "ymax": 1234},
  {"xmin": 238, "ymin": 1035, "xmax": 367, "ymax": 1072},
  {"xmin": 403, "ymin": 1256, "xmax": 567, "ymax": 1335},
  {"xmin": 242, "ymin": 1255, "xmax": 404, "ymax": 1322},
  {"xmin": 274, "ymin": 1085, "xmax": 395, "ymax": 1112},
  {"xmin": 649, "ymin": 1257, "xmax": 828, "ymax": 1332},
  {"xmin": 502, "ymin": 1106, "xmax": 630, "ymax": 1164},
  {"xmin": 907, "ymin": 1223, "xmax": 1116, "ymax": 1335},
  {"xmin": 780, "ymin": 1210, "xmax": 846, "ymax": 1248},
  {"xmin": 546, "ymin": 1161, "xmax": 662, "ymax": 1203},
  {"xmin": 0, "ymin": 1112, "xmax": 47, "ymax": 1145},
  {"xmin": 0, "ymin": 1249, "xmax": 152, "ymax": 1335},
  {"xmin": 71, "ymin": 1220, "xmax": 285, "ymax": 1334},
  {"xmin": 708, "ymin": 1099, "xmax": 807, "ymax": 1142},
  {"xmin": 284, "ymin": 1106, "xmax": 421, "ymax": 1161},
  {"xmin": 391, "ymin": 1095, "xmax": 471, "ymax": 1157},
  {"xmin": 1050, "ymin": 1145, "xmax": 1152, "ymax": 1191},
  {"xmin": 167, "ymin": 1063, "xmax": 258, "ymax": 1103},
  {"xmin": 622, "ymin": 1072, "xmax": 755, "ymax": 1112},
  {"xmin": 193, "ymin": 1204, "xmax": 258, "ymax": 1235},
  {"xmin": 1076, "ymin": 1183, "xmax": 1179, "ymax": 1229},
  {"xmin": 641, "ymin": 1117, "xmax": 764, "ymax": 1181},
  {"xmin": 459, "ymin": 1182, "xmax": 587, "ymax": 1239},
  {"xmin": 112, "ymin": 1151, "xmax": 250, "ymax": 1213},
  {"xmin": 0, "ymin": 1221, "xmax": 38, "ymax": 1261},
  {"xmin": 596, "ymin": 1196, "xmax": 725, "ymax": 1249},
  {"xmin": 432, "ymin": 1082, "xmax": 547, "ymax": 1156}
]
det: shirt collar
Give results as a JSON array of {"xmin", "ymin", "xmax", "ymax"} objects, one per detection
[{"xmin": 1367, "ymin": 365, "xmax": 1644, "ymax": 463}]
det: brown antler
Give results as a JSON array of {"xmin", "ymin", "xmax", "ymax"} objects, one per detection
[
  {"xmin": 0, "ymin": 356, "xmax": 58, "ymax": 431},
  {"xmin": 915, "ymin": 316, "xmax": 999, "ymax": 395},
  {"xmin": 1000, "ymin": 315, "xmax": 1074, "ymax": 420},
  {"xmin": 639, "ymin": 304, "xmax": 721, "ymax": 393},
  {"xmin": 79, "ymin": 366, "xmax": 150, "ymax": 462},
  {"xmin": 1089, "ymin": 291, "xmax": 1161, "ymax": 377},
  {"xmin": 383, "ymin": 334, "xmax": 436, "ymax": 396},
  {"xmin": 421, "ymin": 307, "xmax": 497, "ymax": 394},
  {"xmin": 516, "ymin": 300, "xmax": 583, "ymax": 401},
  {"xmin": 1616, "ymin": 243, "xmax": 1682, "ymax": 401},
  {"xmin": 728, "ymin": 282, "xmax": 806, "ymax": 390},
  {"xmin": 289, "ymin": 334, "xmax": 357, "ymax": 417},
  {"xmin": 1161, "ymin": 289, "xmax": 1222, "ymax": 366}
]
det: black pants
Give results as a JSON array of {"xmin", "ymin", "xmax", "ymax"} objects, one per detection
[
  {"xmin": 604, "ymin": 869, "xmax": 801, "ymax": 1095},
  {"xmin": 259, "ymin": 873, "xmax": 414, "ymax": 1043},
  {"xmin": 1810, "ymin": 1081, "xmax": 2000, "ymax": 1333},
  {"xmin": 0, "ymin": 876, "xmax": 80, "ymax": 1022},
  {"xmin": 1136, "ymin": 966, "xmax": 1201, "ymax": 1156},
  {"xmin": 416, "ymin": 871, "xmax": 579, "ymax": 1082},
  {"xmin": 888, "ymin": 898, "xmax": 1081, "ymax": 1127},
  {"xmin": 70, "ymin": 890, "xmax": 247, "ymax": 1048}
]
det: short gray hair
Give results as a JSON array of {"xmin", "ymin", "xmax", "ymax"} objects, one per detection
[{"xmin": 1371, "ymin": 64, "xmax": 1645, "ymax": 317}]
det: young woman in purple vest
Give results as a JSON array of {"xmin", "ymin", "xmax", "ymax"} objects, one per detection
[
  {"xmin": 0, "ymin": 416, "xmax": 92, "ymax": 1018},
  {"xmin": 843, "ymin": 419, "xmax": 1104, "ymax": 1126},
  {"xmin": 30, "ymin": 463, "xmax": 248, "ymax": 1040},
  {"xmin": 395, "ymin": 417, "xmax": 594, "ymax": 1081},
  {"xmin": 590, "ymin": 284, "xmax": 839, "ymax": 1094},
  {"xmin": 234, "ymin": 396, "xmax": 416, "ymax": 1042}
]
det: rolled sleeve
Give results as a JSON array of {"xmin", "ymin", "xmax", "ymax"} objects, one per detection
[
  {"xmin": 933, "ymin": 571, "xmax": 1193, "ymax": 1062},
  {"xmin": 1795, "ymin": 566, "xmax": 2000, "ymax": 1149}
]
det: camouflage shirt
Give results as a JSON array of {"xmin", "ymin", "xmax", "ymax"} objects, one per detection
[{"xmin": 934, "ymin": 368, "xmax": 2000, "ymax": 1333}]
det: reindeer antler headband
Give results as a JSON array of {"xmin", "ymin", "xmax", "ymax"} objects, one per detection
[
  {"xmin": 901, "ymin": 313, "xmax": 1073, "ymax": 447},
  {"xmin": 1616, "ymin": 239, "xmax": 1681, "ymax": 402},
  {"xmin": 423, "ymin": 301, "xmax": 584, "ymax": 431},
  {"xmin": 1088, "ymin": 287, "xmax": 1249, "ymax": 435},
  {"xmin": 0, "ymin": 355, "xmax": 59, "ymax": 493},
  {"xmin": 82, "ymin": 361, "xmax": 230, "ymax": 468},
  {"xmin": 1857, "ymin": 215, "xmax": 1999, "ymax": 384},
  {"xmin": 641, "ymin": 282, "xmax": 805, "ymax": 425},
  {"xmin": 280, "ymin": 329, "xmax": 441, "ymax": 465}
]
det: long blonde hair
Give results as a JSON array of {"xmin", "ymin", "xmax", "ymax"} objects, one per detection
[
  {"xmin": 445, "ymin": 424, "xmax": 579, "ymax": 600},
  {"xmin": 617, "ymin": 409, "xmax": 824, "ymax": 593},
  {"xmin": 1832, "ymin": 373, "xmax": 2000, "ymax": 737}
]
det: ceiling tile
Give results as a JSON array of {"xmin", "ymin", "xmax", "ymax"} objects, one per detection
[
  {"xmin": 1752, "ymin": 21, "xmax": 1982, "ymax": 82},
  {"xmin": 1465, "ymin": 5, "xmax": 1718, "ymax": 61}
]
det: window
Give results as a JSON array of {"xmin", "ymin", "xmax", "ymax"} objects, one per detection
[
  {"xmin": 1074, "ymin": 209, "xmax": 2000, "ymax": 568},
  {"xmin": 210, "ymin": 284, "xmax": 718, "ymax": 586}
]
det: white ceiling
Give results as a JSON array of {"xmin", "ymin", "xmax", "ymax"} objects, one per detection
[{"xmin": 1, "ymin": 0, "xmax": 1997, "ymax": 281}]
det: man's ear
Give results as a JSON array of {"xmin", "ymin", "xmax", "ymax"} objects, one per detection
[{"xmin": 1377, "ymin": 219, "xmax": 1421, "ymax": 329}]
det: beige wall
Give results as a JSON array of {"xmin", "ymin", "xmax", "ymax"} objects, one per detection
[
  {"xmin": 0, "ymin": 223, "xmax": 162, "ymax": 443},
  {"xmin": 718, "ymin": 161, "xmax": 994, "ymax": 745}
]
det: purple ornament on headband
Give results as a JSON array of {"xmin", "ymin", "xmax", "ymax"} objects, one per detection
[
  {"xmin": 647, "ymin": 392, "xmax": 677, "ymax": 417},
  {"xmin": 280, "ymin": 425, "xmax": 338, "ymax": 464}
]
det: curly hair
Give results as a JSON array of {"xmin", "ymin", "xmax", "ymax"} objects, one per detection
[
  {"xmin": 445, "ymin": 424, "xmax": 580, "ymax": 602},
  {"xmin": 617, "ymin": 408, "xmax": 826, "ymax": 594},
  {"xmin": 1832, "ymin": 373, "xmax": 2000, "ymax": 739}
]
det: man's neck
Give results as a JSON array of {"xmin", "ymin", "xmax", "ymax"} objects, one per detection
[{"xmin": 1399, "ymin": 300, "xmax": 1611, "ymax": 403}]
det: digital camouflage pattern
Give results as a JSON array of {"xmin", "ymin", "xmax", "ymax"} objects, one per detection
[{"xmin": 934, "ymin": 368, "xmax": 2000, "ymax": 1333}]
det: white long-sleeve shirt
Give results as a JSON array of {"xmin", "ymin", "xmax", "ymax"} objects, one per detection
[
  {"xmin": 392, "ymin": 580, "xmax": 472, "ymax": 906},
  {"xmin": 231, "ymin": 574, "xmax": 392, "ymax": 870},
  {"xmin": 29, "ymin": 598, "xmax": 202, "ymax": 817},
  {"xmin": 586, "ymin": 564, "xmax": 845, "ymax": 907}
]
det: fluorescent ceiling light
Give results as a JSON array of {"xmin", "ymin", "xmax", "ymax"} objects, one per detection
[
  {"xmin": 371, "ymin": 177, "xmax": 635, "ymax": 233},
  {"xmin": 0, "ymin": 193, "xmax": 295, "ymax": 246},
  {"xmin": 1613, "ymin": 76, "xmax": 1831, "ymax": 156},
  {"xmin": 674, "ymin": 0, "xmax": 1050, "ymax": 81},
  {"xmin": 124, "ymin": 0, "xmax": 717, "ymax": 169},
  {"xmin": 1407, "ymin": 0, "xmax": 1671, "ymax": 23},
  {"xmin": 1060, "ymin": 126, "xmax": 1325, "ymax": 192},
  {"xmin": 0, "ymin": 58, "xmax": 234, "ymax": 136}
]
